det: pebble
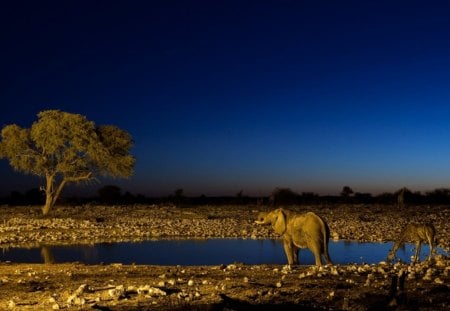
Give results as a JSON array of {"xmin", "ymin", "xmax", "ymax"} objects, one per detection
[{"xmin": 434, "ymin": 277, "xmax": 444, "ymax": 284}]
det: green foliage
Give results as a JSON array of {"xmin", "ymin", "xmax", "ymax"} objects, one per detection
[{"xmin": 0, "ymin": 110, "xmax": 135, "ymax": 214}]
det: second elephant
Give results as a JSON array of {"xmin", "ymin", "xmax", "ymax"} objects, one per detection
[{"xmin": 255, "ymin": 208, "xmax": 332, "ymax": 266}]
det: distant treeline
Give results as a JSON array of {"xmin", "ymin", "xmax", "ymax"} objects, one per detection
[{"xmin": 2, "ymin": 185, "xmax": 450, "ymax": 207}]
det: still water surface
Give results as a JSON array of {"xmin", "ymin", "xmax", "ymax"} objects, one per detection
[{"xmin": 0, "ymin": 239, "xmax": 444, "ymax": 265}]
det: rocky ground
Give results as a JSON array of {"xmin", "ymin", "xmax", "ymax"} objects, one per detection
[{"xmin": 0, "ymin": 204, "xmax": 449, "ymax": 310}]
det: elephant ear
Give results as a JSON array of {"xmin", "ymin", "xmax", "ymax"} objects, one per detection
[{"xmin": 273, "ymin": 209, "xmax": 287, "ymax": 235}]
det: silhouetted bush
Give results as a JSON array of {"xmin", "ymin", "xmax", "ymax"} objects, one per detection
[
  {"xmin": 25, "ymin": 188, "xmax": 45, "ymax": 205},
  {"xmin": 98, "ymin": 185, "xmax": 122, "ymax": 203},
  {"xmin": 9, "ymin": 191, "xmax": 25, "ymax": 206},
  {"xmin": 269, "ymin": 187, "xmax": 299, "ymax": 206},
  {"xmin": 375, "ymin": 192, "xmax": 395, "ymax": 205},
  {"xmin": 300, "ymin": 192, "xmax": 319, "ymax": 204},
  {"xmin": 353, "ymin": 192, "xmax": 373, "ymax": 204},
  {"xmin": 425, "ymin": 188, "xmax": 450, "ymax": 204}
]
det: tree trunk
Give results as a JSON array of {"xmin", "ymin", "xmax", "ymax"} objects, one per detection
[
  {"xmin": 42, "ymin": 192, "xmax": 55, "ymax": 216},
  {"xmin": 41, "ymin": 173, "xmax": 87, "ymax": 215},
  {"xmin": 42, "ymin": 174, "xmax": 69, "ymax": 215},
  {"xmin": 42, "ymin": 174, "xmax": 55, "ymax": 216}
]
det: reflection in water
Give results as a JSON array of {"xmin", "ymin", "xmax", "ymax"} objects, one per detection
[
  {"xmin": 39, "ymin": 244, "xmax": 98, "ymax": 264},
  {"xmin": 40, "ymin": 245, "xmax": 55, "ymax": 264},
  {"xmin": 1, "ymin": 240, "xmax": 446, "ymax": 266}
]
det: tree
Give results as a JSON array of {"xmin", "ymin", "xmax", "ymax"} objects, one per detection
[
  {"xmin": 0, "ymin": 110, "xmax": 135, "ymax": 215},
  {"xmin": 340, "ymin": 186, "xmax": 354, "ymax": 198}
]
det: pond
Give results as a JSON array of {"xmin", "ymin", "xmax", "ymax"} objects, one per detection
[{"xmin": 0, "ymin": 239, "xmax": 444, "ymax": 265}]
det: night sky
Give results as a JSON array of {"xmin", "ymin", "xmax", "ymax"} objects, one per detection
[{"xmin": 2, "ymin": 1, "xmax": 450, "ymax": 197}]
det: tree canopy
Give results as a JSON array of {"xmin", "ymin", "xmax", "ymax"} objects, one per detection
[{"xmin": 0, "ymin": 110, "xmax": 135, "ymax": 214}]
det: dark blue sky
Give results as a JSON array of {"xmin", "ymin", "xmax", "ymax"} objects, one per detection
[{"xmin": 2, "ymin": 1, "xmax": 450, "ymax": 197}]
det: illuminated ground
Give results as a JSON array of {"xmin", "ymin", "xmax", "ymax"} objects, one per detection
[{"xmin": 0, "ymin": 204, "xmax": 448, "ymax": 310}]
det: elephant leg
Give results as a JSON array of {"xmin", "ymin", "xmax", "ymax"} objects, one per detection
[
  {"xmin": 324, "ymin": 249, "xmax": 332, "ymax": 265},
  {"xmin": 282, "ymin": 237, "xmax": 296, "ymax": 265},
  {"xmin": 413, "ymin": 241, "xmax": 421, "ymax": 264},
  {"xmin": 313, "ymin": 252, "xmax": 322, "ymax": 266},
  {"xmin": 309, "ymin": 243, "xmax": 322, "ymax": 266},
  {"xmin": 292, "ymin": 245, "xmax": 299, "ymax": 265},
  {"xmin": 427, "ymin": 238, "xmax": 434, "ymax": 261}
]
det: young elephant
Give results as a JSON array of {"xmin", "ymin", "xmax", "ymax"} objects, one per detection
[
  {"xmin": 255, "ymin": 208, "xmax": 332, "ymax": 266},
  {"xmin": 387, "ymin": 223, "xmax": 436, "ymax": 264}
]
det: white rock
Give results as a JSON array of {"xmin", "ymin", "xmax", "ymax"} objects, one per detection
[
  {"xmin": 332, "ymin": 232, "xmax": 339, "ymax": 240},
  {"xmin": 137, "ymin": 285, "xmax": 150, "ymax": 295},
  {"xmin": 331, "ymin": 268, "xmax": 339, "ymax": 276},
  {"xmin": 66, "ymin": 294, "xmax": 75, "ymax": 304},
  {"xmin": 108, "ymin": 285, "xmax": 125, "ymax": 299},
  {"xmin": 148, "ymin": 287, "xmax": 166, "ymax": 296},
  {"xmin": 73, "ymin": 284, "xmax": 88, "ymax": 296},
  {"xmin": 434, "ymin": 278, "xmax": 444, "ymax": 284}
]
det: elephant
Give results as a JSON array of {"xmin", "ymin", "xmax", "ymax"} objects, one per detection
[{"xmin": 255, "ymin": 208, "xmax": 332, "ymax": 266}]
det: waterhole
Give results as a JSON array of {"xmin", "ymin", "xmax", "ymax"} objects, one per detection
[{"xmin": 1, "ymin": 239, "xmax": 445, "ymax": 265}]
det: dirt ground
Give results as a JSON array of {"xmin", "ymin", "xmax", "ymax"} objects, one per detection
[{"xmin": 0, "ymin": 204, "xmax": 449, "ymax": 310}]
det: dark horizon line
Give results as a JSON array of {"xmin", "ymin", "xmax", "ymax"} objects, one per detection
[{"xmin": 2, "ymin": 181, "xmax": 450, "ymax": 198}]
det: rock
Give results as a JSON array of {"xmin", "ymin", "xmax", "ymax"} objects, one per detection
[
  {"xmin": 108, "ymin": 285, "xmax": 125, "ymax": 299},
  {"xmin": 434, "ymin": 277, "xmax": 444, "ymax": 284},
  {"xmin": 332, "ymin": 232, "xmax": 339, "ymax": 240},
  {"xmin": 73, "ymin": 284, "xmax": 88, "ymax": 296},
  {"xmin": 157, "ymin": 281, "xmax": 165, "ymax": 287},
  {"xmin": 137, "ymin": 285, "xmax": 150, "ymax": 295},
  {"xmin": 150, "ymin": 287, "xmax": 166, "ymax": 296}
]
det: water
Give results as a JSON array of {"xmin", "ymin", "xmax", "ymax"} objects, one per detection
[{"xmin": 0, "ymin": 239, "xmax": 445, "ymax": 265}]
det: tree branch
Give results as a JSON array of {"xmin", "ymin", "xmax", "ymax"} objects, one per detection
[{"xmin": 65, "ymin": 172, "xmax": 93, "ymax": 183}]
